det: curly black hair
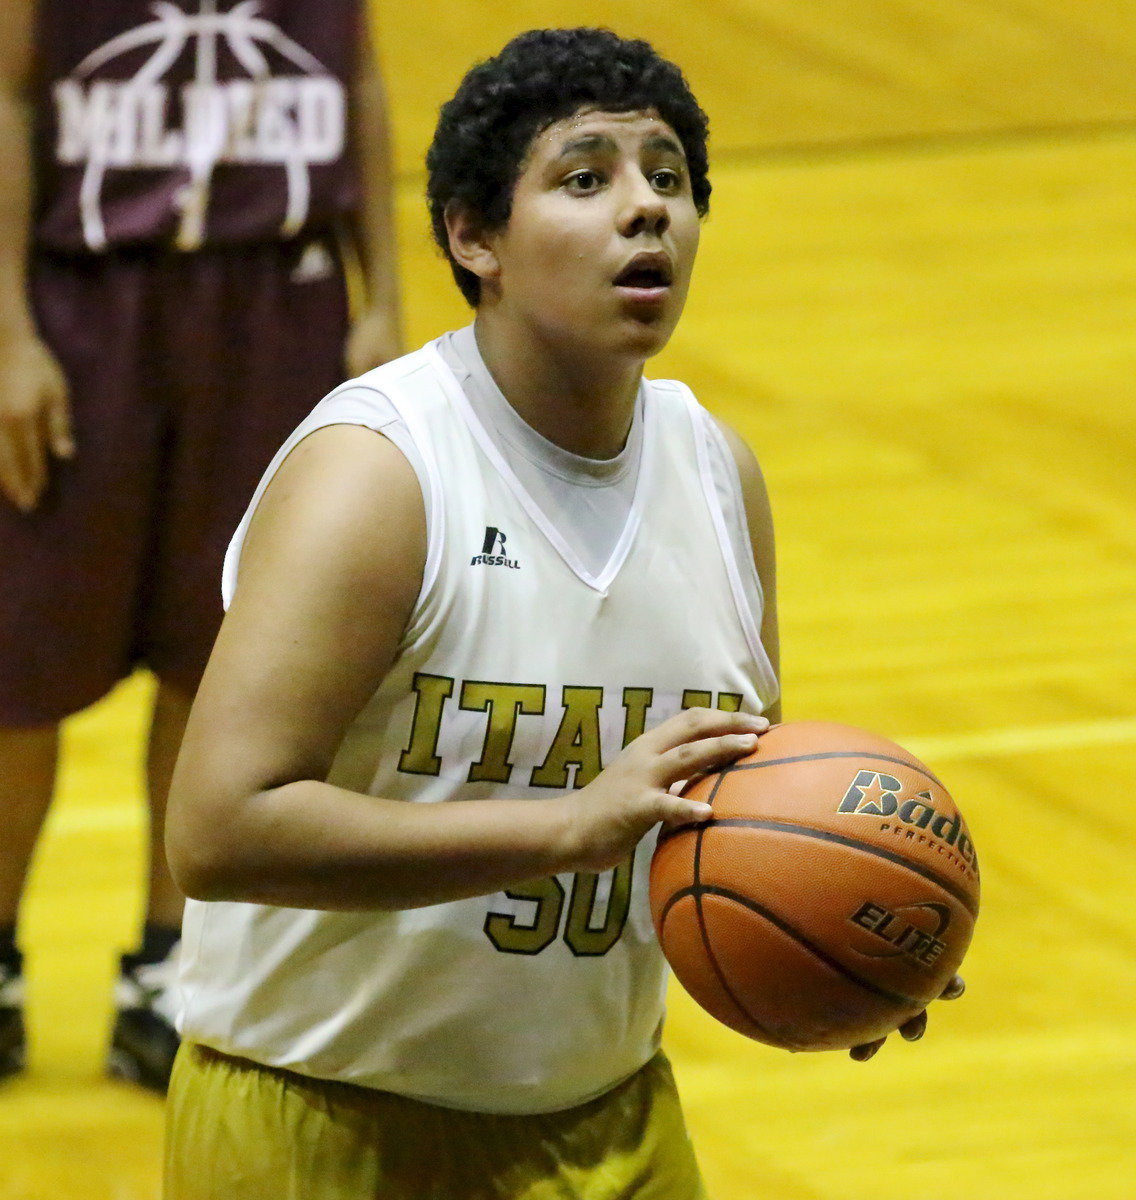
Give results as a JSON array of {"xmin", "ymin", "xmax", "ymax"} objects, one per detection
[{"xmin": 426, "ymin": 28, "xmax": 711, "ymax": 306}]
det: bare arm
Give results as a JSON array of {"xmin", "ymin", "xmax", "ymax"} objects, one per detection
[
  {"xmin": 166, "ymin": 424, "xmax": 767, "ymax": 912},
  {"xmin": 341, "ymin": 14, "xmax": 402, "ymax": 376},
  {"xmin": 0, "ymin": 0, "xmax": 38, "ymax": 343},
  {"xmin": 0, "ymin": 0, "xmax": 72, "ymax": 511},
  {"xmin": 714, "ymin": 417, "xmax": 782, "ymax": 724}
]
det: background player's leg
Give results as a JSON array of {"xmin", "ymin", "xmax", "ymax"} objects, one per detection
[
  {"xmin": 107, "ymin": 679, "xmax": 192, "ymax": 1094},
  {"xmin": 0, "ymin": 725, "xmax": 59, "ymax": 926},
  {"xmin": 144, "ymin": 680, "xmax": 192, "ymax": 930},
  {"xmin": 0, "ymin": 725, "xmax": 58, "ymax": 1078},
  {"xmin": 18, "ymin": 251, "xmax": 180, "ymax": 1092}
]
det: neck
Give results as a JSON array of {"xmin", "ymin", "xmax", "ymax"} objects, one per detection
[{"xmin": 472, "ymin": 314, "xmax": 643, "ymax": 460}]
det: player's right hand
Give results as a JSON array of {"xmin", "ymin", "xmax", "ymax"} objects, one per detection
[
  {"xmin": 561, "ymin": 707, "xmax": 769, "ymax": 874},
  {"xmin": 0, "ymin": 334, "xmax": 72, "ymax": 513}
]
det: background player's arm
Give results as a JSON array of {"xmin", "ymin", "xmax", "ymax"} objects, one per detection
[
  {"xmin": 166, "ymin": 424, "xmax": 765, "ymax": 912},
  {"xmin": 342, "ymin": 14, "xmax": 403, "ymax": 376},
  {"xmin": 0, "ymin": 0, "xmax": 72, "ymax": 513},
  {"xmin": 714, "ymin": 417, "xmax": 782, "ymax": 724}
]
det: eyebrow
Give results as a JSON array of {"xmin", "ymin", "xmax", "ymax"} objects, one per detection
[
  {"xmin": 554, "ymin": 132, "xmax": 686, "ymax": 160},
  {"xmin": 556, "ymin": 134, "xmax": 617, "ymax": 159},
  {"xmin": 643, "ymin": 133, "xmax": 685, "ymax": 158}
]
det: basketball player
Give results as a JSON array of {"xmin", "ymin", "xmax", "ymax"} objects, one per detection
[
  {"xmin": 163, "ymin": 28, "xmax": 957, "ymax": 1198},
  {"xmin": 0, "ymin": 0, "xmax": 401, "ymax": 1092}
]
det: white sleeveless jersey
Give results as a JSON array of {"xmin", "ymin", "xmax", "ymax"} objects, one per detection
[{"xmin": 177, "ymin": 340, "xmax": 779, "ymax": 1114}]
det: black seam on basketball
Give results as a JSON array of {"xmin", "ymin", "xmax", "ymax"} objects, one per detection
[
  {"xmin": 673, "ymin": 883, "xmax": 923, "ymax": 1009},
  {"xmin": 705, "ymin": 819, "xmax": 978, "ymax": 917},
  {"xmin": 686, "ymin": 844, "xmax": 785, "ymax": 1045},
  {"xmin": 657, "ymin": 884, "xmax": 688, "ymax": 929},
  {"xmin": 724, "ymin": 750, "xmax": 947, "ymax": 791},
  {"xmin": 706, "ymin": 771, "xmax": 728, "ymax": 805},
  {"xmin": 654, "ymin": 771, "xmax": 728, "ymax": 849}
]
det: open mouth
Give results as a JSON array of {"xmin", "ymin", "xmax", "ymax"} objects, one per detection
[{"xmin": 614, "ymin": 255, "xmax": 673, "ymax": 290}]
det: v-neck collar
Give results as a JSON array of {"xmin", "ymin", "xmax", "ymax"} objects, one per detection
[{"xmin": 427, "ymin": 343, "xmax": 655, "ymax": 596}]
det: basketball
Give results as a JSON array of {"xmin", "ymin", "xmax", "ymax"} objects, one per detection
[{"xmin": 650, "ymin": 721, "xmax": 979, "ymax": 1051}]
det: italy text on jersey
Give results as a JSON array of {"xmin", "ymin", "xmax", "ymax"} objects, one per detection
[
  {"xmin": 399, "ymin": 673, "xmax": 746, "ymax": 787},
  {"xmin": 50, "ymin": 1, "xmax": 347, "ymax": 250}
]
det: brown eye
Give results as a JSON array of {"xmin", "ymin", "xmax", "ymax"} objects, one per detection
[
  {"xmin": 565, "ymin": 169, "xmax": 604, "ymax": 193},
  {"xmin": 651, "ymin": 169, "xmax": 682, "ymax": 193}
]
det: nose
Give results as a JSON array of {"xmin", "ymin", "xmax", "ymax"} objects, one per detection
[{"xmin": 619, "ymin": 171, "xmax": 670, "ymax": 239}]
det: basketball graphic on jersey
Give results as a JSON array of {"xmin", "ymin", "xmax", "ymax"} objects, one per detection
[{"xmin": 49, "ymin": 0, "xmax": 347, "ymax": 250}]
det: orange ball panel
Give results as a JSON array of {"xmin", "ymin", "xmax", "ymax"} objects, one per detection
[
  {"xmin": 694, "ymin": 891, "xmax": 922, "ymax": 1050},
  {"xmin": 655, "ymin": 893, "xmax": 770, "ymax": 1043},
  {"xmin": 691, "ymin": 823, "xmax": 974, "ymax": 1005}
]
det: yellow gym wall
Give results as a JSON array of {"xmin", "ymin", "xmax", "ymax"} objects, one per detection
[
  {"xmin": 6, "ymin": 4, "xmax": 1135, "ymax": 1199},
  {"xmin": 376, "ymin": 0, "xmax": 1136, "ymax": 166}
]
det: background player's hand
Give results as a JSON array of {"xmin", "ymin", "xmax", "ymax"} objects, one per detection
[
  {"xmin": 848, "ymin": 975, "xmax": 966, "ymax": 1061},
  {"xmin": 344, "ymin": 304, "xmax": 402, "ymax": 377},
  {"xmin": 0, "ymin": 333, "xmax": 72, "ymax": 513},
  {"xmin": 562, "ymin": 708, "xmax": 769, "ymax": 874}
]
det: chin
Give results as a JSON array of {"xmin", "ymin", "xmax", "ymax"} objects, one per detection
[{"xmin": 617, "ymin": 316, "xmax": 677, "ymax": 361}]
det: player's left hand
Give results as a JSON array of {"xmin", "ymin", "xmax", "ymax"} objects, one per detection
[
  {"xmin": 849, "ymin": 975, "xmax": 966, "ymax": 1061},
  {"xmin": 344, "ymin": 305, "xmax": 402, "ymax": 377}
]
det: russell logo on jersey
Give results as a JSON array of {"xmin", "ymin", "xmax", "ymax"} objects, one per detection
[{"xmin": 470, "ymin": 526, "xmax": 520, "ymax": 570}]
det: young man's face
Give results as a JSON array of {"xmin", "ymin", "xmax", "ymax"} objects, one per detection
[{"xmin": 482, "ymin": 107, "xmax": 702, "ymax": 363}]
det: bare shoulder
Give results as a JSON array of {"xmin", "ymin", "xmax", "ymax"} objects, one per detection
[
  {"xmin": 238, "ymin": 422, "xmax": 426, "ymax": 609},
  {"xmin": 708, "ymin": 412, "xmax": 777, "ymax": 604},
  {"xmin": 219, "ymin": 421, "xmax": 428, "ymax": 729},
  {"xmin": 181, "ymin": 423, "xmax": 427, "ymax": 798},
  {"xmin": 709, "ymin": 416, "xmax": 781, "ymax": 720},
  {"xmin": 709, "ymin": 414, "xmax": 771, "ymax": 518}
]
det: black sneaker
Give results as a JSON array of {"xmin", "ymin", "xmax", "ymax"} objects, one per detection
[
  {"xmin": 0, "ymin": 958, "xmax": 25, "ymax": 1081},
  {"xmin": 107, "ymin": 940, "xmax": 181, "ymax": 1093}
]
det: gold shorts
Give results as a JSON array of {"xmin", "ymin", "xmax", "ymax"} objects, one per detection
[{"xmin": 164, "ymin": 1042, "xmax": 709, "ymax": 1200}]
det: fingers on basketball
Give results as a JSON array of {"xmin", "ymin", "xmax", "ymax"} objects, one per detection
[
  {"xmin": 655, "ymin": 730, "xmax": 760, "ymax": 792},
  {"xmin": 647, "ymin": 707, "xmax": 767, "ymax": 753}
]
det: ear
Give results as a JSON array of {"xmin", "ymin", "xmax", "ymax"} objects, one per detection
[{"xmin": 444, "ymin": 202, "xmax": 501, "ymax": 288}]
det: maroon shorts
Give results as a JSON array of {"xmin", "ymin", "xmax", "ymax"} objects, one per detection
[{"xmin": 0, "ymin": 237, "xmax": 349, "ymax": 724}]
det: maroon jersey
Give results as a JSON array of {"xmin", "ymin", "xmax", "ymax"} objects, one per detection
[{"xmin": 32, "ymin": 0, "xmax": 362, "ymax": 252}]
